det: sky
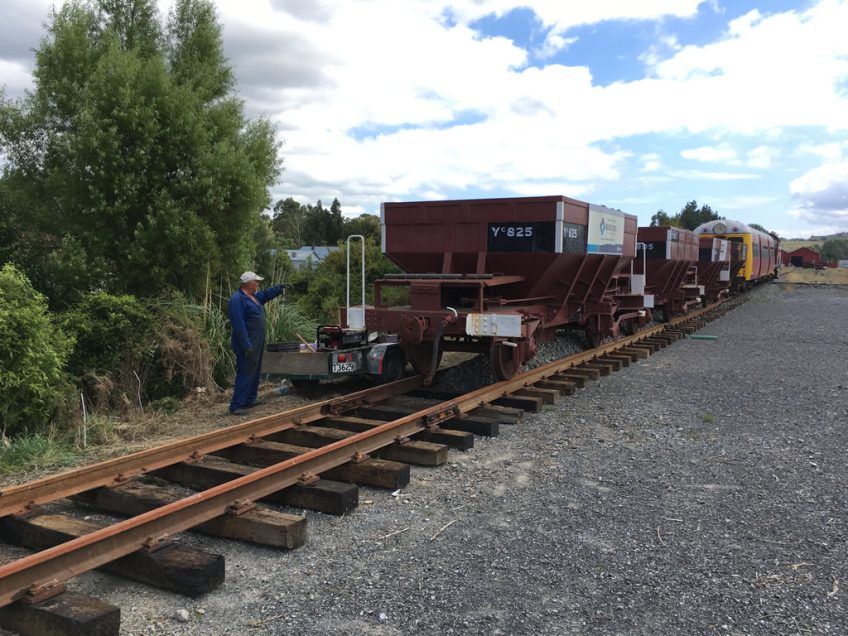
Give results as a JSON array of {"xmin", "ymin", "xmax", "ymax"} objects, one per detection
[{"xmin": 1, "ymin": 1, "xmax": 848, "ymax": 238}]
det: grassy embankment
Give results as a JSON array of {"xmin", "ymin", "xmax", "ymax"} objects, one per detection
[
  {"xmin": 779, "ymin": 267, "xmax": 848, "ymax": 285},
  {"xmin": 0, "ymin": 298, "xmax": 317, "ymax": 484}
]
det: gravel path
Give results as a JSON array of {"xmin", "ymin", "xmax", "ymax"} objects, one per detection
[{"xmin": 13, "ymin": 283, "xmax": 848, "ymax": 635}]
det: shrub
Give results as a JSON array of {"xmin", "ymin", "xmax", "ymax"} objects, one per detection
[
  {"xmin": 0, "ymin": 264, "xmax": 74, "ymax": 437},
  {"xmin": 60, "ymin": 292, "xmax": 156, "ymax": 409},
  {"xmin": 148, "ymin": 299, "xmax": 219, "ymax": 396}
]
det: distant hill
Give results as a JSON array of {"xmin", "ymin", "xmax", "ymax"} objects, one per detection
[
  {"xmin": 781, "ymin": 232, "xmax": 846, "ymax": 253},
  {"xmin": 782, "ymin": 239, "xmax": 820, "ymax": 252},
  {"xmin": 808, "ymin": 231, "xmax": 848, "ymax": 241}
]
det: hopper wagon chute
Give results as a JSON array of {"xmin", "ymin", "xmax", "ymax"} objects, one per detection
[
  {"xmin": 634, "ymin": 226, "xmax": 703, "ymax": 321},
  {"xmin": 697, "ymin": 237, "xmax": 732, "ymax": 304},
  {"xmin": 351, "ymin": 195, "xmax": 652, "ymax": 381}
]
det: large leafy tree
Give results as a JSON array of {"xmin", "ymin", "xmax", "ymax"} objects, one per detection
[
  {"xmin": 0, "ymin": 0, "xmax": 281, "ymax": 301},
  {"xmin": 302, "ymin": 199, "xmax": 345, "ymax": 245},
  {"xmin": 271, "ymin": 197, "xmax": 310, "ymax": 248},
  {"xmin": 650, "ymin": 201, "xmax": 722, "ymax": 230},
  {"xmin": 820, "ymin": 237, "xmax": 848, "ymax": 261},
  {"xmin": 344, "ymin": 213, "xmax": 381, "ymax": 243},
  {"xmin": 272, "ymin": 197, "xmax": 357, "ymax": 247}
]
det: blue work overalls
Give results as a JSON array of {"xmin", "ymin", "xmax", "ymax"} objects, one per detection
[{"xmin": 227, "ymin": 285, "xmax": 285, "ymax": 411}]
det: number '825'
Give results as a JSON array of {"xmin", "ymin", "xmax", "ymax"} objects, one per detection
[{"xmin": 491, "ymin": 226, "xmax": 533, "ymax": 238}]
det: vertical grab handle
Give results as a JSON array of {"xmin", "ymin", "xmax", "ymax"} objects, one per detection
[{"xmin": 346, "ymin": 235, "xmax": 366, "ymax": 329}]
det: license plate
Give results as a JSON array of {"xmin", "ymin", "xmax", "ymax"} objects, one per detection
[{"xmin": 332, "ymin": 362, "xmax": 357, "ymax": 373}]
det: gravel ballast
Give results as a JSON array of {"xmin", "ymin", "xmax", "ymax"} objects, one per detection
[{"xmin": 15, "ymin": 283, "xmax": 847, "ymax": 635}]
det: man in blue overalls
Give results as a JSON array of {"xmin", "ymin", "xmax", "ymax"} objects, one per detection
[{"xmin": 227, "ymin": 271, "xmax": 286, "ymax": 415}]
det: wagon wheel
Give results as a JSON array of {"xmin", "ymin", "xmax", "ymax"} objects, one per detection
[
  {"xmin": 584, "ymin": 327, "xmax": 602, "ymax": 350},
  {"xmin": 406, "ymin": 342, "xmax": 443, "ymax": 377},
  {"xmin": 490, "ymin": 341, "xmax": 520, "ymax": 381},
  {"xmin": 378, "ymin": 347, "xmax": 405, "ymax": 383},
  {"xmin": 619, "ymin": 318, "xmax": 635, "ymax": 337}
]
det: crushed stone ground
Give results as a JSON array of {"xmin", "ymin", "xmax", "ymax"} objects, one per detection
[{"xmin": 2, "ymin": 283, "xmax": 846, "ymax": 635}]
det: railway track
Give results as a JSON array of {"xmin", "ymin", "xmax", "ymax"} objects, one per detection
[{"xmin": 0, "ymin": 298, "xmax": 745, "ymax": 635}]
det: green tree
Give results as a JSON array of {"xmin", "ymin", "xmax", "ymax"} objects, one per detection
[
  {"xmin": 302, "ymin": 199, "xmax": 345, "ymax": 245},
  {"xmin": 0, "ymin": 0, "xmax": 281, "ymax": 302},
  {"xmin": 649, "ymin": 210, "xmax": 674, "ymax": 227},
  {"xmin": 272, "ymin": 197, "xmax": 309, "ymax": 247},
  {"xmin": 0, "ymin": 264, "xmax": 73, "ymax": 437},
  {"xmin": 60, "ymin": 292, "xmax": 154, "ymax": 380},
  {"xmin": 820, "ymin": 237, "xmax": 848, "ymax": 261},
  {"xmin": 344, "ymin": 213, "xmax": 381, "ymax": 243},
  {"xmin": 290, "ymin": 237, "xmax": 400, "ymax": 323},
  {"xmin": 677, "ymin": 201, "xmax": 721, "ymax": 230},
  {"xmin": 650, "ymin": 201, "xmax": 722, "ymax": 230},
  {"xmin": 274, "ymin": 199, "xmax": 381, "ymax": 247}
]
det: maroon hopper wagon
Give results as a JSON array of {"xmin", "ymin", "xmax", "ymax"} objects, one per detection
[
  {"xmin": 354, "ymin": 196, "xmax": 652, "ymax": 381},
  {"xmin": 697, "ymin": 238, "xmax": 732, "ymax": 304},
  {"xmin": 634, "ymin": 226, "xmax": 702, "ymax": 320}
]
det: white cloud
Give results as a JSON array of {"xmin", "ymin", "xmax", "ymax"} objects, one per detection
[
  {"xmin": 535, "ymin": 34, "xmax": 579, "ymax": 60},
  {"xmin": 638, "ymin": 35, "xmax": 683, "ymax": 68},
  {"xmin": 712, "ymin": 195, "xmax": 779, "ymax": 210},
  {"xmin": 667, "ymin": 170, "xmax": 757, "ymax": 181},
  {"xmin": 0, "ymin": 60, "xmax": 32, "ymax": 97},
  {"xmin": 650, "ymin": 1, "xmax": 848, "ymax": 133},
  {"xmin": 640, "ymin": 153, "xmax": 662, "ymax": 172},
  {"xmin": 745, "ymin": 146, "xmax": 776, "ymax": 169},
  {"xmin": 208, "ymin": 0, "xmax": 848, "ymax": 217},
  {"xmin": 785, "ymin": 159, "xmax": 848, "ymax": 235},
  {"xmin": 443, "ymin": 0, "xmax": 706, "ymax": 29},
  {"xmin": 2, "ymin": 0, "xmax": 848, "ymax": 234},
  {"xmin": 681, "ymin": 143, "xmax": 739, "ymax": 163},
  {"xmin": 790, "ymin": 161, "xmax": 848, "ymax": 217},
  {"xmin": 797, "ymin": 141, "xmax": 848, "ymax": 161}
]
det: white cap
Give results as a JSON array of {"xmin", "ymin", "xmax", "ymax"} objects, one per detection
[{"xmin": 239, "ymin": 271, "xmax": 264, "ymax": 283}]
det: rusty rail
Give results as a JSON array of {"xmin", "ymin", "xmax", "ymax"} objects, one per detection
[
  {"xmin": 0, "ymin": 377, "xmax": 425, "ymax": 518},
  {"xmin": 0, "ymin": 300, "xmax": 736, "ymax": 607}
]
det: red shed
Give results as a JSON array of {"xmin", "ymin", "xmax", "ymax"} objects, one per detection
[{"xmin": 787, "ymin": 247, "xmax": 822, "ymax": 268}]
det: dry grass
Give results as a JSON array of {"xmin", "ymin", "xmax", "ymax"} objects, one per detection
[
  {"xmin": 781, "ymin": 239, "xmax": 822, "ymax": 252},
  {"xmin": 779, "ymin": 267, "xmax": 848, "ymax": 285}
]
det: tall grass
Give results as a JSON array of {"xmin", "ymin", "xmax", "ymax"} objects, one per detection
[
  {"xmin": 0, "ymin": 433, "xmax": 78, "ymax": 476},
  {"xmin": 158, "ymin": 291, "xmax": 318, "ymax": 390},
  {"xmin": 154, "ymin": 298, "xmax": 234, "ymax": 391},
  {"xmin": 266, "ymin": 301, "xmax": 319, "ymax": 345}
]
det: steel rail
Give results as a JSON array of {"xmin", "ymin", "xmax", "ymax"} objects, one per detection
[
  {"xmin": 0, "ymin": 376, "xmax": 425, "ymax": 518},
  {"xmin": 0, "ymin": 300, "xmax": 734, "ymax": 606}
]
